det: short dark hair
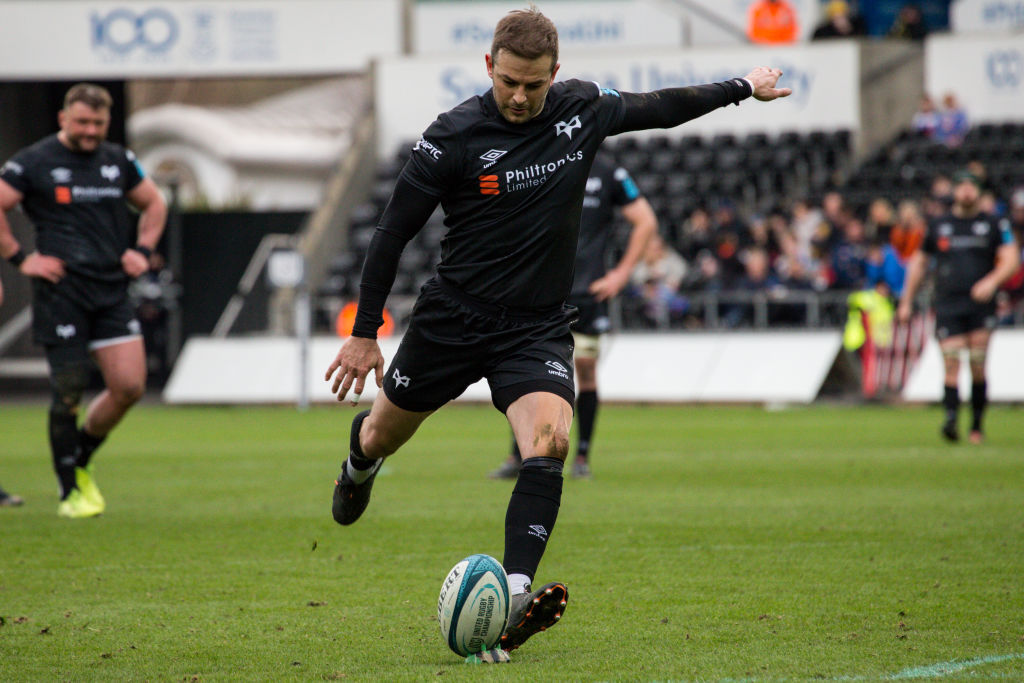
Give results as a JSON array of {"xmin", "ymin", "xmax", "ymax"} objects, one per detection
[
  {"xmin": 491, "ymin": 5, "xmax": 559, "ymax": 71},
  {"xmin": 64, "ymin": 83, "xmax": 113, "ymax": 111}
]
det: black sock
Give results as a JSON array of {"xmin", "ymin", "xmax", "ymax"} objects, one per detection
[
  {"xmin": 49, "ymin": 410, "xmax": 80, "ymax": 499},
  {"xmin": 575, "ymin": 390, "xmax": 598, "ymax": 460},
  {"xmin": 347, "ymin": 410, "xmax": 375, "ymax": 469},
  {"xmin": 76, "ymin": 428, "xmax": 106, "ymax": 468},
  {"xmin": 503, "ymin": 457, "xmax": 563, "ymax": 580},
  {"xmin": 970, "ymin": 381, "xmax": 987, "ymax": 432},
  {"xmin": 510, "ymin": 435, "xmax": 522, "ymax": 463},
  {"xmin": 943, "ymin": 385, "xmax": 959, "ymax": 421}
]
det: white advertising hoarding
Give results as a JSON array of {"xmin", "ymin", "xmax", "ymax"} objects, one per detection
[
  {"xmin": 925, "ymin": 34, "xmax": 1024, "ymax": 123},
  {"xmin": 414, "ymin": 0, "xmax": 683, "ymax": 53},
  {"xmin": 951, "ymin": 0, "xmax": 1024, "ymax": 33},
  {"xmin": 413, "ymin": 0, "xmax": 823, "ymax": 52},
  {"xmin": 0, "ymin": 0, "xmax": 401, "ymax": 79},
  {"xmin": 375, "ymin": 42, "xmax": 860, "ymax": 158}
]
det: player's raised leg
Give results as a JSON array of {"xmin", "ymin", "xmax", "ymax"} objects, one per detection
[
  {"xmin": 500, "ymin": 391, "xmax": 571, "ymax": 652},
  {"xmin": 332, "ymin": 393, "xmax": 433, "ymax": 525}
]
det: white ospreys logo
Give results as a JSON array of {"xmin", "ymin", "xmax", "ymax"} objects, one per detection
[
  {"xmin": 392, "ymin": 368, "xmax": 410, "ymax": 388},
  {"xmin": 56, "ymin": 324, "xmax": 76, "ymax": 339},
  {"xmin": 101, "ymin": 165, "xmax": 120, "ymax": 182},
  {"xmin": 554, "ymin": 115, "xmax": 582, "ymax": 139}
]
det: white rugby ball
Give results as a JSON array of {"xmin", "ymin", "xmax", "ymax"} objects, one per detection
[{"xmin": 437, "ymin": 553, "xmax": 510, "ymax": 656}]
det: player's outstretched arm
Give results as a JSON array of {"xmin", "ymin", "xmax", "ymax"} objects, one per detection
[{"xmin": 610, "ymin": 65, "xmax": 790, "ymax": 135}]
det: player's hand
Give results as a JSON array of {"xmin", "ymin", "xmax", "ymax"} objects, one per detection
[
  {"xmin": 896, "ymin": 299, "xmax": 913, "ymax": 323},
  {"xmin": 970, "ymin": 277, "xmax": 998, "ymax": 303},
  {"xmin": 588, "ymin": 268, "xmax": 630, "ymax": 302},
  {"xmin": 20, "ymin": 252, "xmax": 65, "ymax": 283},
  {"xmin": 744, "ymin": 66, "xmax": 793, "ymax": 102},
  {"xmin": 121, "ymin": 248, "xmax": 150, "ymax": 278},
  {"xmin": 325, "ymin": 336, "xmax": 385, "ymax": 405}
]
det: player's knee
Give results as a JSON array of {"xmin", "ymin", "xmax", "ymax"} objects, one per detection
[
  {"xmin": 528, "ymin": 423, "xmax": 570, "ymax": 461},
  {"xmin": 49, "ymin": 362, "xmax": 90, "ymax": 416},
  {"xmin": 111, "ymin": 377, "xmax": 146, "ymax": 406}
]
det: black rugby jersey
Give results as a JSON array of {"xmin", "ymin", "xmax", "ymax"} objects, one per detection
[
  {"xmin": 923, "ymin": 211, "xmax": 1014, "ymax": 311},
  {"xmin": 570, "ymin": 153, "xmax": 641, "ymax": 297},
  {"xmin": 401, "ymin": 79, "xmax": 625, "ymax": 309},
  {"xmin": 1, "ymin": 134, "xmax": 145, "ymax": 282}
]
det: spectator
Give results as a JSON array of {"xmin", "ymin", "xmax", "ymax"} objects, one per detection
[
  {"xmin": 789, "ymin": 196, "xmax": 827, "ymax": 262},
  {"xmin": 811, "ymin": 0, "xmax": 867, "ymax": 40},
  {"xmin": 831, "ymin": 217, "xmax": 869, "ymax": 290},
  {"xmin": 911, "ymin": 94, "xmax": 940, "ymax": 138},
  {"xmin": 712, "ymin": 199, "xmax": 749, "ymax": 285},
  {"xmin": 923, "ymin": 173, "xmax": 953, "ymax": 218},
  {"xmin": 723, "ymin": 246, "xmax": 781, "ymax": 327},
  {"xmin": 934, "ymin": 92, "xmax": 969, "ymax": 147},
  {"xmin": 630, "ymin": 233, "xmax": 689, "ymax": 327},
  {"xmin": 747, "ymin": 0, "xmax": 800, "ymax": 44},
  {"xmin": 888, "ymin": 3, "xmax": 928, "ymax": 40},
  {"xmin": 676, "ymin": 206, "xmax": 714, "ymax": 262},
  {"xmin": 866, "ymin": 197, "xmax": 897, "ymax": 243}
]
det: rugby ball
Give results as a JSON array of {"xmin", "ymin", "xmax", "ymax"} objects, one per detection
[{"xmin": 437, "ymin": 553, "xmax": 510, "ymax": 656}]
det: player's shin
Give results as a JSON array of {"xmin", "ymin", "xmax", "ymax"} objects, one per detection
[{"xmin": 503, "ymin": 457, "xmax": 563, "ymax": 594}]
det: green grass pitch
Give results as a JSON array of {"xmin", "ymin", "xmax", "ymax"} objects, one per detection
[{"xmin": 1, "ymin": 401, "xmax": 1023, "ymax": 682}]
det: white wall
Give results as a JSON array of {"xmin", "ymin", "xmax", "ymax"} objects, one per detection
[
  {"xmin": 163, "ymin": 331, "xmax": 842, "ymax": 405},
  {"xmin": 925, "ymin": 34, "xmax": 1024, "ymax": 123},
  {"xmin": 0, "ymin": 0, "xmax": 401, "ymax": 79},
  {"xmin": 902, "ymin": 329, "xmax": 1024, "ymax": 402},
  {"xmin": 375, "ymin": 41, "xmax": 860, "ymax": 158},
  {"xmin": 951, "ymin": 0, "xmax": 1024, "ymax": 33}
]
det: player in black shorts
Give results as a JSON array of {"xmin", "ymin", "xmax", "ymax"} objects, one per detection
[
  {"xmin": 324, "ymin": 7, "xmax": 790, "ymax": 658},
  {"xmin": 898, "ymin": 170, "xmax": 1019, "ymax": 443},
  {"xmin": 0, "ymin": 83, "xmax": 167, "ymax": 518},
  {"xmin": 489, "ymin": 151, "xmax": 657, "ymax": 480}
]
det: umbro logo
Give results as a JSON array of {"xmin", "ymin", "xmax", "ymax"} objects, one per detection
[
  {"xmin": 554, "ymin": 115, "xmax": 582, "ymax": 139},
  {"xmin": 101, "ymin": 165, "xmax": 120, "ymax": 182},
  {"xmin": 528, "ymin": 524, "xmax": 549, "ymax": 541},
  {"xmin": 51, "ymin": 167, "xmax": 72, "ymax": 183},
  {"xmin": 479, "ymin": 149, "xmax": 507, "ymax": 169},
  {"xmin": 392, "ymin": 368, "xmax": 410, "ymax": 388},
  {"xmin": 544, "ymin": 360, "xmax": 569, "ymax": 379}
]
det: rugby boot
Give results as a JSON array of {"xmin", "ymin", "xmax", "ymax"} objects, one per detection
[
  {"xmin": 75, "ymin": 466, "xmax": 106, "ymax": 512},
  {"xmin": 332, "ymin": 459, "xmax": 381, "ymax": 525},
  {"xmin": 499, "ymin": 581, "xmax": 568, "ymax": 652},
  {"xmin": 57, "ymin": 489, "xmax": 103, "ymax": 518}
]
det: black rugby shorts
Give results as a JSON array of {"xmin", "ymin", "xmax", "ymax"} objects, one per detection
[
  {"xmin": 383, "ymin": 279, "xmax": 577, "ymax": 413},
  {"xmin": 32, "ymin": 275, "xmax": 140, "ymax": 349}
]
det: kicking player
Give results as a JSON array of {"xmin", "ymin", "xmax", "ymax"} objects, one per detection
[
  {"xmin": 489, "ymin": 151, "xmax": 657, "ymax": 480},
  {"xmin": 0, "ymin": 83, "xmax": 167, "ymax": 517},
  {"xmin": 325, "ymin": 6, "xmax": 790, "ymax": 656},
  {"xmin": 898, "ymin": 170, "xmax": 1019, "ymax": 443}
]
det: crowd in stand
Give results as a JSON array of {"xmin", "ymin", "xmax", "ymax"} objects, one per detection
[{"xmin": 622, "ymin": 170, "xmax": 1024, "ymax": 330}]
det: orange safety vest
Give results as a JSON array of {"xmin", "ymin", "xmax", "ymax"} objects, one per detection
[{"xmin": 747, "ymin": 0, "xmax": 799, "ymax": 43}]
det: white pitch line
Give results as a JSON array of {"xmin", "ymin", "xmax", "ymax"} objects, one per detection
[{"xmin": 887, "ymin": 653, "xmax": 1024, "ymax": 679}]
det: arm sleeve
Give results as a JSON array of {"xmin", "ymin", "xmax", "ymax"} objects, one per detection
[
  {"xmin": 610, "ymin": 79, "xmax": 753, "ymax": 135},
  {"xmin": 351, "ymin": 177, "xmax": 440, "ymax": 339},
  {"xmin": 123, "ymin": 148, "xmax": 146, "ymax": 191}
]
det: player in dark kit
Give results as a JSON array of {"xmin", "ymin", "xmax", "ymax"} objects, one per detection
[
  {"xmin": 489, "ymin": 151, "xmax": 657, "ymax": 480},
  {"xmin": 0, "ymin": 83, "xmax": 167, "ymax": 518},
  {"xmin": 898, "ymin": 170, "xmax": 1019, "ymax": 444},
  {"xmin": 325, "ymin": 6, "xmax": 791, "ymax": 658}
]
